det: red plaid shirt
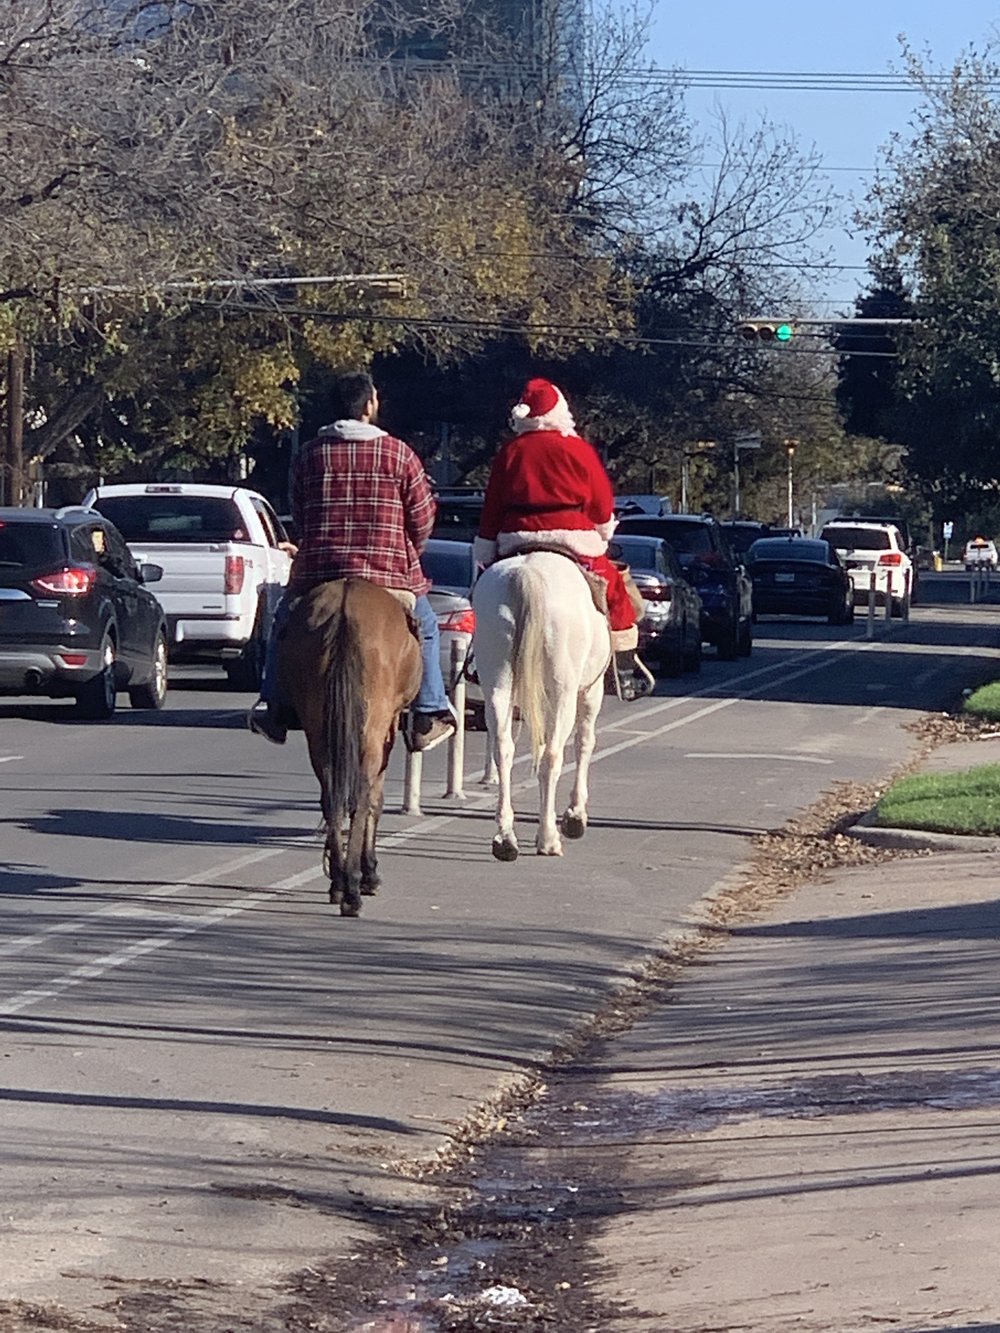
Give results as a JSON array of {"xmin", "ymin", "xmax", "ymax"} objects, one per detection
[{"xmin": 289, "ymin": 422, "xmax": 434, "ymax": 596}]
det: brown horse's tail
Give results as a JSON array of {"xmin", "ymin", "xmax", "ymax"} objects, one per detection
[{"xmin": 321, "ymin": 586, "xmax": 366, "ymax": 866}]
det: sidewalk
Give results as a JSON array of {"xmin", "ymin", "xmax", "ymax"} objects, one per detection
[{"xmin": 579, "ymin": 743, "xmax": 1000, "ymax": 1332}]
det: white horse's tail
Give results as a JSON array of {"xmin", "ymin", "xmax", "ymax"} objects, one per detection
[{"xmin": 510, "ymin": 562, "xmax": 550, "ymax": 769}]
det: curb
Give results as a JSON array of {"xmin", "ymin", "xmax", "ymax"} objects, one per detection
[{"xmin": 845, "ymin": 809, "xmax": 1000, "ymax": 855}]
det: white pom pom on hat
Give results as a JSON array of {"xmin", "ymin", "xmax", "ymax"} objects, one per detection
[{"xmin": 509, "ymin": 377, "xmax": 576, "ymax": 435}]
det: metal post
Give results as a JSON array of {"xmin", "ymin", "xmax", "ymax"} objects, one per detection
[
  {"xmin": 884, "ymin": 569, "xmax": 893, "ymax": 624},
  {"xmin": 401, "ymin": 736, "xmax": 423, "ymax": 816},
  {"xmin": 733, "ymin": 442, "xmax": 740, "ymax": 517},
  {"xmin": 902, "ymin": 567, "xmax": 911, "ymax": 623},
  {"xmin": 444, "ymin": 639, "xmax": 466, "ymax": 800},
  {"xmin": 5, "ymin": 340, "xmax": 25, "ymax": 507},
  {"xmin": 680, "ymin": 454, "xmax": 689, "ymax": 513},
  {"xmin": 785, "ymin": 442, "xmax": 795, "ymax": 528},
  {"xmin": 866, "ymin": 570, "xmax": 877, "ymax": 640}
]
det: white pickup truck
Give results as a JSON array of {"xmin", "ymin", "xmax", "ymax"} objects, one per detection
[{"xmin": 81, "ymin": 482, "xmax": 293, "ymax": 689}]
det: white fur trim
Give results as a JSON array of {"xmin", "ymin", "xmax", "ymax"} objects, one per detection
[
  {"xmin": 610, "ymin": 625, "xmax": 639, "ymax": 651},
  {"xmin": 497, "ymin": 528, "xmax": 605, "ymax": 558},
  {"xmin": 595, "ymin": 516, "xmax": 617, "ymax": 543},
  {"xmin": 473, "ymin": 536, "xmax": 497, "ymax": 565}
]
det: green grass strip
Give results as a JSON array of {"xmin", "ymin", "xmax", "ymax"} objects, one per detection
[
  {"xmin": 964, "ymin": 681, "xmax": 1000, "ymax": 721},
  {"xmin": 875, "ymin": 763, "xmax": 1000, "ymax": 835}
]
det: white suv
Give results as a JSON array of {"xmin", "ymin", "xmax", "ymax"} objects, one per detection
[
  {"xmin": 819, "ymin": 521, "xmax": 913, "ymax": 613},
  {"xmin": 964, "ymin": 537, "xmax": 998, "ymax": 570}
]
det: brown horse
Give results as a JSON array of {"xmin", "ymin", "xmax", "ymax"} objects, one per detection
[{"xmin": 279, "ymin": 579, "xmax": 421, "ymax": 917}]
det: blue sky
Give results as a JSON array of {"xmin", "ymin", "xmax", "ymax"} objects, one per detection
[{"xmin": 644, "ymin": 0, "xmax": 1000, "ymax": 310}]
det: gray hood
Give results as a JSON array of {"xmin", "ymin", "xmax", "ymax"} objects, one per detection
[{"xmin": 318, "ymin": 420, "xmax": 385, "ymax": 441}]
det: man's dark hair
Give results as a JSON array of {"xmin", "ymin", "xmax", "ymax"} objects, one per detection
[{"xmin": 330, "ymin": 370, "xmax": 376, "ymax": 421}]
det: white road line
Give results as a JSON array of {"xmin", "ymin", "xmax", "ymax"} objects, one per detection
[
  {"xmin": 0, "ymin": 755, "xmax": 24, "ymax": 763},
  {"xmin": 0, "ymin": 634, "xmax": 878, "ymax": 1009},
  {"xmin": 683, "ymin": 753, "xmax": 836, "ymax": 764},
  {"xmin": 0, "ymin": 866, "xmax": 323, "ymax": 1017}
]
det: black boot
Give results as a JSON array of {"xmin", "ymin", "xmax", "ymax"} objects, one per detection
[{"xmin": 614, "ymin": 649, "xmax": 654, "ymax": 703}]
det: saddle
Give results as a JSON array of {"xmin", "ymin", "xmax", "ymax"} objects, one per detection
[{"xmin": 495, "ymin": 544, "xmax": 609, "ymax": 615}]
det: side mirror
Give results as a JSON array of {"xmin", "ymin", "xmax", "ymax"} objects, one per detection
[{"xmin": 138, "ymin": 562, "xmax": 164, "ymax": 584}]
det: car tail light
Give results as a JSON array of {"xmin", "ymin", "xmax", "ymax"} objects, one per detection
[
  {"xmin": 224, "ymin": 555, "xmax": 246, "ymax": 595},
  {"xmin": 641, "ymin": 582, "xmax": 672, "ymax": 602},
  {"xmin": 58, "ymin": 653, "xmax": 89, "ymax": 667},
  {"xmin": 438, "ymin": 608, "xmax": 475, "ymax": 633},
  {"xmin": 878, "ymin": 552, "xmax": 903, "ymax": 566},
  {"xmin": 31, "ymin": 566, "xmax": 98, "ymax": 596}
]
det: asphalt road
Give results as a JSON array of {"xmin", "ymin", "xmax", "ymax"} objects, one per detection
[{"xmin": 2, "ymin": 570, "xmax": 999, "ymax": 1328}]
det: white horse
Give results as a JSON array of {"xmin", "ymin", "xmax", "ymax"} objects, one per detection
[{"xmin": 471, "ymin": 551, "xmax": 611, "ymax": 860}]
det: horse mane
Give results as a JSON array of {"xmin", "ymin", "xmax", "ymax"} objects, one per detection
[{"xmin": 320, "ymin": 584, "xmax": 366, "ymax": 869}]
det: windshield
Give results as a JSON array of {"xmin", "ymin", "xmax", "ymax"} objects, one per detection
[
  {"xmin": 94, "ymin": 495, "xmax": 246, "ymax": 544},
  {"xmin": 612, "ymin": 538, "xmax": 661, "ymax": 571},
  {"xmin": 0, "ymin": 522, "xmax": 65, "ymax": 570},
  {"xmin": 749, "ymin": 539, "xmax": 830, "ymax": 563},
  {"xmin": 619, "ymin": 519, "xmax": 715, "ymax": 557},
  {"xmin": 422, "ymin": 546, "xmax": 473, "ymax": 590},
  {"xmin": 820, "ymin": 526, "xmax": 892, "ymax": 551}
]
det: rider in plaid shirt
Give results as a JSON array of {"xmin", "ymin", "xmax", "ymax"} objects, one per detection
[{"xmin": 249, "ymin": 371, "xmax": 456, "ymax": 750}]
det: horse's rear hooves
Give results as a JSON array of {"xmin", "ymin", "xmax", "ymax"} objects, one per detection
[
  {"xmin": 340, "ymin": 899, "xmax": 362, "ymax": 917},
  {"xmin": 492, "ymin": 838, "xmax": 519, "ymax": 862},
  {"xmin": 360, "ymin": 882, "xmax": 380, "ymax": 897},
  {"xmin": 536, "ymin": 843, "xmax": 564, "ymax": 857},
  {"xmin": 561, "ymin": 813, "xmax": 586, "ymax": 840}
]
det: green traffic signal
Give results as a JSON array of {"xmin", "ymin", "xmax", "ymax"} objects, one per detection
[{"xmin": 774, "ymin": 323, "xmax": 793, "ymax": 342}]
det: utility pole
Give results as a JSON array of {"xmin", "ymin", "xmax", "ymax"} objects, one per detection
[
  {"xmin": 785, "ymin": 439, "xmax": 798, "ymax": 528},
  {"xmin": 5, "ymin": 340, "xmax": 25, "ymax": 507}
]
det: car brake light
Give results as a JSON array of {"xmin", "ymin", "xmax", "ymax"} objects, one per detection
[
  {"xmin": 58, "ymin": 653, "xmax": 89, "ymax": 667},
  {"xmin": 438, "ymin": 608, "xmax": 475, "ymax": 633},
  {"xmin": 641, "ymin": 583, "xmax": 672, "ymax": 602},
  {"xmin": 878, "ymin": 552, "xmax": 903, "ymax": 566},
  {"xmin": 224, "ymin": 554, "xmax": 246, "ymax": 594},
  {"xmin": 32, "ymin": 566, "xmax": 98, "ymax": 596}
]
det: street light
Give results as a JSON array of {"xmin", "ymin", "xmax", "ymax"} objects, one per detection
[{"xmin": 785, "ymin": 439, "xmax": 798, "ymax": 528}]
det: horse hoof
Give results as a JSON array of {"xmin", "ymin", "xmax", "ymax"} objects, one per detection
[
  {"xmin": 561, "ymin": 812, "xmax": 586, "ymax": 840},
  {"xmin": 536, "ymin": 839, "xmax": 564, "ymax": 857},
  {"xmin": 340, "ymin": 898, "xmax": 361, "ymax": 918},
  {"xmin": 329, "ymin": 886, "xmax": 344, "ymax": 905},
  {"xmin": 360, "ymin": 881, "xmax": 380, "ymax": 897},
  {"xmin": 492, "ymin": 836, "xmax": 519, "ymax": 862}
]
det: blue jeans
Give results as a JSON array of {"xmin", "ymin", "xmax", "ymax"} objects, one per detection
[{"xmin": 260, "ymin": 589, "xmax": 449, "ymax": 716}]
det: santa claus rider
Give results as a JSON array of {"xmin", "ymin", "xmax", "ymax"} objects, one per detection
[{"xmin": 474, "ymin": 377, "xmax": 655, "ymax": 703}]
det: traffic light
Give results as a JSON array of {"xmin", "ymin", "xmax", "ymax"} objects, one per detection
[{"xmin": 738, "ymin": 321, "xmax": 794, "ymax": 343}]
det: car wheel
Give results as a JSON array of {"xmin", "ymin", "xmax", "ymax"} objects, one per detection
[
  {"xmin": 74, "ymin": 633, "xmax": 117, "ymax": 720},
  {"xmin": 129, "ymin": 629, "xmax": 168, "ymax": 709},
  {"xmin": 737, "ymin": 618, "xmax": 753, "ymax": 656},
  {"xmin": 225, "ymin": 601, "xmax": 266, "ymax": 692},
  {"xmin": 717, "ymin": 622, "xmax": 739, "ymax": 660}
]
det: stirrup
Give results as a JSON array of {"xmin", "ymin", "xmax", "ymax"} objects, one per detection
[{"xmin": 608, "ymin": 654, "xmax": 655, "ymax": 703}]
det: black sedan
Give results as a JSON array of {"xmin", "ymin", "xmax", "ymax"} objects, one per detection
[
  {"xmin": 608, "ymin": 534, "xmax": 702, "ymax": 676},
  {"xmin": 746, "ymin": 537, "xmax": 854, "ymax": 625}
]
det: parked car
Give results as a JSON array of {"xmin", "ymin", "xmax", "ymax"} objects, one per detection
[
  {"xmin": 431, "ymin": 488, "xmax": 485, "ymax": 542},
  {"xmin": 818, "ymin": 520, "xmax": 913, "ymax": 615},
  {"xmin": 420, "ymin": 537, "xmax": 483, "ymax": 725},
  {"xmin": 746, "ymin": 536, "xmax": 854, "ymax": 624},
  {"xmin": 607, "ymin": 534, "xmax": 702, "ymax": 676},
  {"xmin": 0, "ymin": 505, "xmax": 168, "ymax": 718},
  {"xmin": 616, "ymin": 514, "xmax": 753, "ymax": 659},
  {"xmin": 834, "ymin": 512, "xmax": 920, "ymax": 601},
  {"xmin": 82, "ymin": 482, "xmax": 293, "ymax": 689},
  {"xmin": 964, "ymin": 536, "xmax": 998, "ymax": 570}
]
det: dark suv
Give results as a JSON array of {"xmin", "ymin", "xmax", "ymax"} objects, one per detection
[
  {"xmin": 617, "ymin": 514, "xmax": 753, "ymax": 659},
  {"xmin": 0, "ymin": 506, "xmax": 168, "ymax": 718}
]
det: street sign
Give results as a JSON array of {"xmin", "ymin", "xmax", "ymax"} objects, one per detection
[
  {"xmin": 943, "ymin": 521, "xmax": 954, "ymax": 540},
  {"xmin": 733, "ymin": 432, "xmax": 762, "ymax": 449}
]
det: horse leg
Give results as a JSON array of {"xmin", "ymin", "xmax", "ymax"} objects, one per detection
[
  {"xmin": 360, "ymin": 775, "xmax": 386, "ymax": 897},
  {"xmin": 487, "ymin": 683, "xmax": 519, "ymax": 861},
  {"xmin": 536, "ymin": 693, "xmax": 576, "ymax": 856},
  {"xmin": 561, "ymin": 675, "xmax": 603, "ymax": 840}
]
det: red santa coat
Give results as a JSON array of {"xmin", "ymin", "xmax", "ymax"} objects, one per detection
[{"xmin": 474, "ymin": 428, "xmax": 636, "ymax": 631}]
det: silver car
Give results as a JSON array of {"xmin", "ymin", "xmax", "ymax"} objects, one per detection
[{"xmin": 421, "ymin": 537, "xmax": 484, "ymax": 725}]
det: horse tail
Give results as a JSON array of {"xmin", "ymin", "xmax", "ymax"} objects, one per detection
[
  {"xmin": 321, "ymin": 585, "xmax": 365, "ymax": 866},
  {"xmin": 511, "ymin": 563, "xmax": 549, "ymax": 769}
]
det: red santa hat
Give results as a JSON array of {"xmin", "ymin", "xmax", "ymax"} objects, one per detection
[{"xmin": 509, "ymin": 377, "xmax": 576, "ymax": 436}]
